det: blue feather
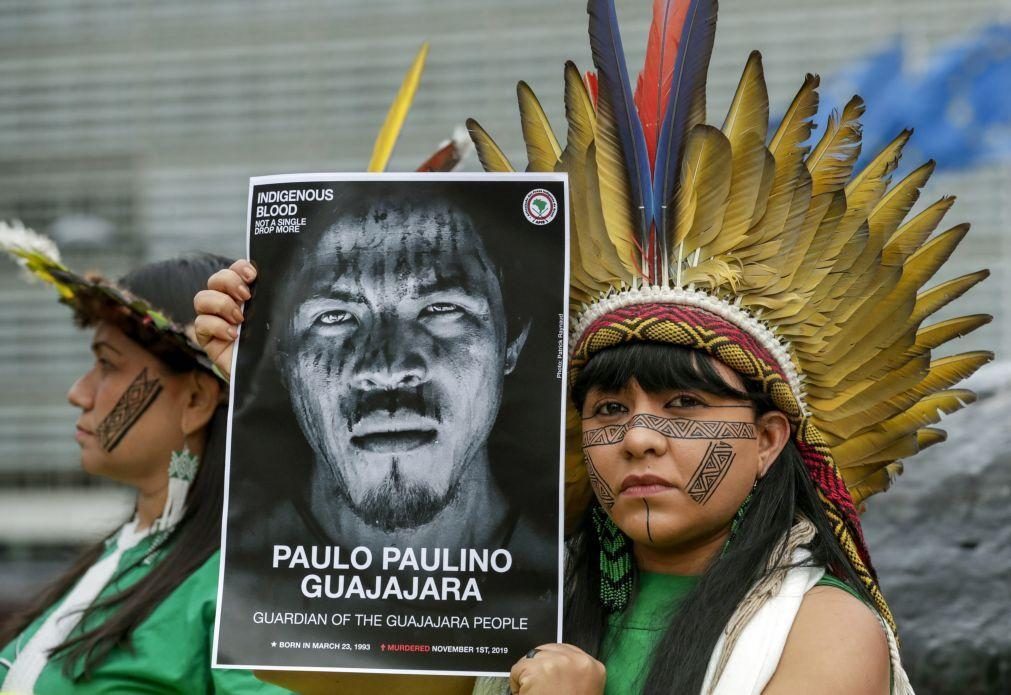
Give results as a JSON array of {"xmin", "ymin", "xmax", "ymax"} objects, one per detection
[
  {"xmin": 651, "ymin": 0, "xmax": 718, "ymax": 251},
  {"xmin": 587, "ymin": 0, "xmax": 655, "ymax": 248}
]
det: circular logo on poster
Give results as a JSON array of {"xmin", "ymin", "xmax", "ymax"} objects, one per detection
[{"xmin": 522, "ymin": 189, "xmax": 558, "ymax": 225}]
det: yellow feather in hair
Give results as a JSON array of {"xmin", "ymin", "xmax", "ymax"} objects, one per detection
[{"xmin": 367, "ymin": 42, "xmax": 429, "ymax": 173}]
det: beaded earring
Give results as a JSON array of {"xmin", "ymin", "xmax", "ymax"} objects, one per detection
[
  {"xmin": 720, "ymin": 480, "xmax": 758, "ymax": 557},
  {"xmin": 592, "ymin": 504, "xmax": 634, "ymax": 613},
  {"xmin": 151, "ymin": 445, "xmax": 200, "ymax": 534}
]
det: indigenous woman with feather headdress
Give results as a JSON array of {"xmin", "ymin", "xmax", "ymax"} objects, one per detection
[
  {"xmin": 0, "ymin": 231, "xmax": 287, "ymax": 694},
  {"xmin": 464, "ymin": 0, "xmax": 992, "ymax": 693}
]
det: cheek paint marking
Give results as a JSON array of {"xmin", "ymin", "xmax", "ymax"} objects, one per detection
[
  {"xmin": 95, "ymin": 368, "xmax": 163, "ymax": 452},
  {"xmin": 685, "ymin": 440, "xmax": 736, "ymax": 505},
  {"xmin": 582, "ymin": 414, "xmax": 756, "ymax": 446},
  {"xmin": 584, "ymin": 452, "xmax": 616, "ymax": 510}
]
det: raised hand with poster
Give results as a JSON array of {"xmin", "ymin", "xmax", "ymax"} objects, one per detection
[{"xmin": 213, "ymin": 173, "xmax": 568, "ymax": 677}]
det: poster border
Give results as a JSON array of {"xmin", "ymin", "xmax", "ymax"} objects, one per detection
[{"xmin": 211, "ymin": 171, "xmax": 570, "ymax": 678}]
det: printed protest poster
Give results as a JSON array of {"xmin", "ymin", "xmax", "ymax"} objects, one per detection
[{"xmin": 213, "ymin": 173, "xmax": 568, "ymax": 676}]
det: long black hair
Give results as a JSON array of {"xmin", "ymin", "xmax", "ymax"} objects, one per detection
[
  {"xmin": 0, "ymin": 253, "xmax": 233, "ymax": 681},
  {"xmin": 567, "ymin": 342, "xmax": 874, "ymax": 694}
]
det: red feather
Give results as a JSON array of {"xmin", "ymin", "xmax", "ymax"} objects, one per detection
[
  {"xmin": 634, "ymin": 0, "xmax": 690, "ymax": 171},
  {"xmin": 416, "ymin": 141, "xmax": 460, "ymax": 172},
  {"xmin": 584, "ymin": 70, "xmax": 599, "ymax": 109}
]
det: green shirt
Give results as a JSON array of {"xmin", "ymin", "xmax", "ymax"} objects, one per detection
[
  {"xmin": 0, "ymin": 532, "xmax": 288, "ymax": 694},
  {"xmin": 601, "ymin": 572, "xmax": 699, "ymax": 695}
]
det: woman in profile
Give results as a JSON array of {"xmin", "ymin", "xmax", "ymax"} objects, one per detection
[{"xmin": 0, "ymin": 228, "xmax": 286, "ymax": 694}]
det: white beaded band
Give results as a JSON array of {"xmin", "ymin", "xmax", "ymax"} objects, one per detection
[{"xmin": 571, "ymin": 285, "xmax": 808, "ymax": 415}]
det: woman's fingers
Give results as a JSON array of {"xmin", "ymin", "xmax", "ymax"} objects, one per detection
[
  {"xmin": 194, "ymin": 313, "xmax": 237, "ymax": 345},
  {"xmin": 193, "ymin": 314, "xmax": 235, "ymax": 379},
  {"xmin": 207, "ymin": 267, "xmax": 253, "ymax": 304},
  {"xmin": 230, "ymin": 258, "xmax": 257, "ymax": 282},
  {"xmin": 194, "ymin": 260, "xmax": 256, "ymax": 381},
  {"xmin": 194, "ymin": 289, "xmax": 244, "ymax": 325},
  {"xmin": 509, "ymin": 643, "xmax": 605, "ymax": 695}
]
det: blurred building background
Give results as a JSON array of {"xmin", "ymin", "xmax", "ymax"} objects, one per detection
[{"xmin": 0, "ymin": 0, "xmax": 1008, "ymax": 691}]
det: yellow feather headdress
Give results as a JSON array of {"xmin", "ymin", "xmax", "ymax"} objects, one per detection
[{"xmin": 468, "ymin": 0, "xmax": 993, "ymax": 635}]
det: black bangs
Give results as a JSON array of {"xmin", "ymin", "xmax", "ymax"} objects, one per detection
[{"xmin": 571, "ymin": 342, "xmax": 763, "ymax": 411}]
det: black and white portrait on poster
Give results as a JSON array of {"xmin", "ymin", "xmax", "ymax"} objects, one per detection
[{"xmin": 213, "ymin": 173, "xmax": 568, "ymax": 676}]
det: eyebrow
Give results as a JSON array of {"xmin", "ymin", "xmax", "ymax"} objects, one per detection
[
  {"xmin": 321, "ymin": 287, "xmax": 368, "ymax": 304},
  {"xmin": 91, "ymin": 341, "xmax": 123, "ymax": 356}
]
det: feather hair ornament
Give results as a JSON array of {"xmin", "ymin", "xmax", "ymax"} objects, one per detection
[{"xmin": 468, "ymin": 0, "xmax": 992, "ymax": 642}]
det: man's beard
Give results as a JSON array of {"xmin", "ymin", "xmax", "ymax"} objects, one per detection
[{"xmin": 352, "ymin": 459, "xmax": 458, "ymax": 532}]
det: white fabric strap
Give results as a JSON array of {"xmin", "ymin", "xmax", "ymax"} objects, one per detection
[
  {"xmin": 702, "ymin": 556, "xmax": 915, "ymax": 695},
  {"xmin": 701, "ymin": 550, "xmax": 824, "ymax": 694},
  {"xmin": 2, "ymin": 520, "xmax": 147, "ymax": 694}
]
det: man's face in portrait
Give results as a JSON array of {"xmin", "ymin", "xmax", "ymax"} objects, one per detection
[{"xmin": 280, "ymin": 201, "xmax": 527, "ymax": 531}]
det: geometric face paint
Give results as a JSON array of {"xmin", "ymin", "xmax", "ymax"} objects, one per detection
[
  {"xmin": 686, "ymin": 441, "xmax": 737, "ymax": 504},
  {"xmin": 584, "ymin": 452, "xmax": 616, "ymax": 509},
  {"xmin": 95, "ymin": 367, "xmax": 163, "ymax": 452},
  {"xmin": 581, "ymin": 413, "xmax": 756, "ymax": 447},
  {"xmin": 582, "ymin": 412, "xmax": 756, "ymax": 520}
]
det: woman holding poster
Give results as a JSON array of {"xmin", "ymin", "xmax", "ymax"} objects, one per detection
[
  {"xmin": 0, "ymin": 228, "xmax": 284, "ymax": 695},
  {"xmin": 464, "ymin": 0, "xmax": 990, "ymax": 693}
]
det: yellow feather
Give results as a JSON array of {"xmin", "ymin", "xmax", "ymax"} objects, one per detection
[
  {"xmin": 748, "ymin": 76, "xmax": 818, "ymax": 256},
  {"xmin": 815, "ymin": 351, "xmax": 992, "ymax": 437},
  {"xmin": 557, "ymin": 62, "xmax": 627, "ymax": 287},
  {"xmin": 722, "ymin": 51, "xmax": 769, "ymax": 146},
  {"xmin": 808, "ymin": 352, "xmax": 929, "ymax": 417},
  {"xmin": 763, "ymin": 191, "xmax": 836, "ymax": 299},
  {"xmin": 916, "ymin": 314, "xmax": 992, "ymax": 350},
  {"xmin": 844, "ymin": 429, "xmax": 946, "ymax": 470},
  {"xmin": 712, "ymin": 133, "xmax": 769, "ymax": 256},
  {"xmin": 517, "ymin": 80, "xmax": 562, "ymax": 172},
  {"xmin": 832, "ymin": 389, "xmax": 975, "ymax": 465},
  {"xmin": 367, "ymin": 42, "xmax": 429, "ymax": 172},
  {"xmin": 804, "ymin": 224, "xmax": 971, "ymax": 375},
  {"xmin": 681, "ymin": 256, "xmax": 743, "ymax": 290},
  {"xmin": 466, "ymin": 118, "xmax": 515, "ymax": 173},
  {"xmin": 594, "ymin": 80, "xmax": 641, "ymax": 275},
  {"xmin": 882, "ymin": 196, "xmax": 956, "ymax": 265},
  {"xmin": 777, "ymin": 191, "xmax": 846, "ymax": 302},
  {"xmin": 868, "ymin": 160, "xmax": 935, "ymax": 244},
  {"xmin": 769, "ymin": 74, "xmax": 820, "ymax": 155},
  {"xmin": 844, "ymin": 129, "xmax": 910, "ymax": 205},
  {"xmin": 848, "ymin": 462, "xmax": 903, "ymax": 506},
  {"xmin": 806, "ymin": 96, "xmax": 865, "ymax": 196},
  {"xmin": 671, "ymin": 125, "xmax": 733, "ymax": 256},
  {"xmin": 911, "ymin": 270, "xmax": 989, "ymax": 326}
]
